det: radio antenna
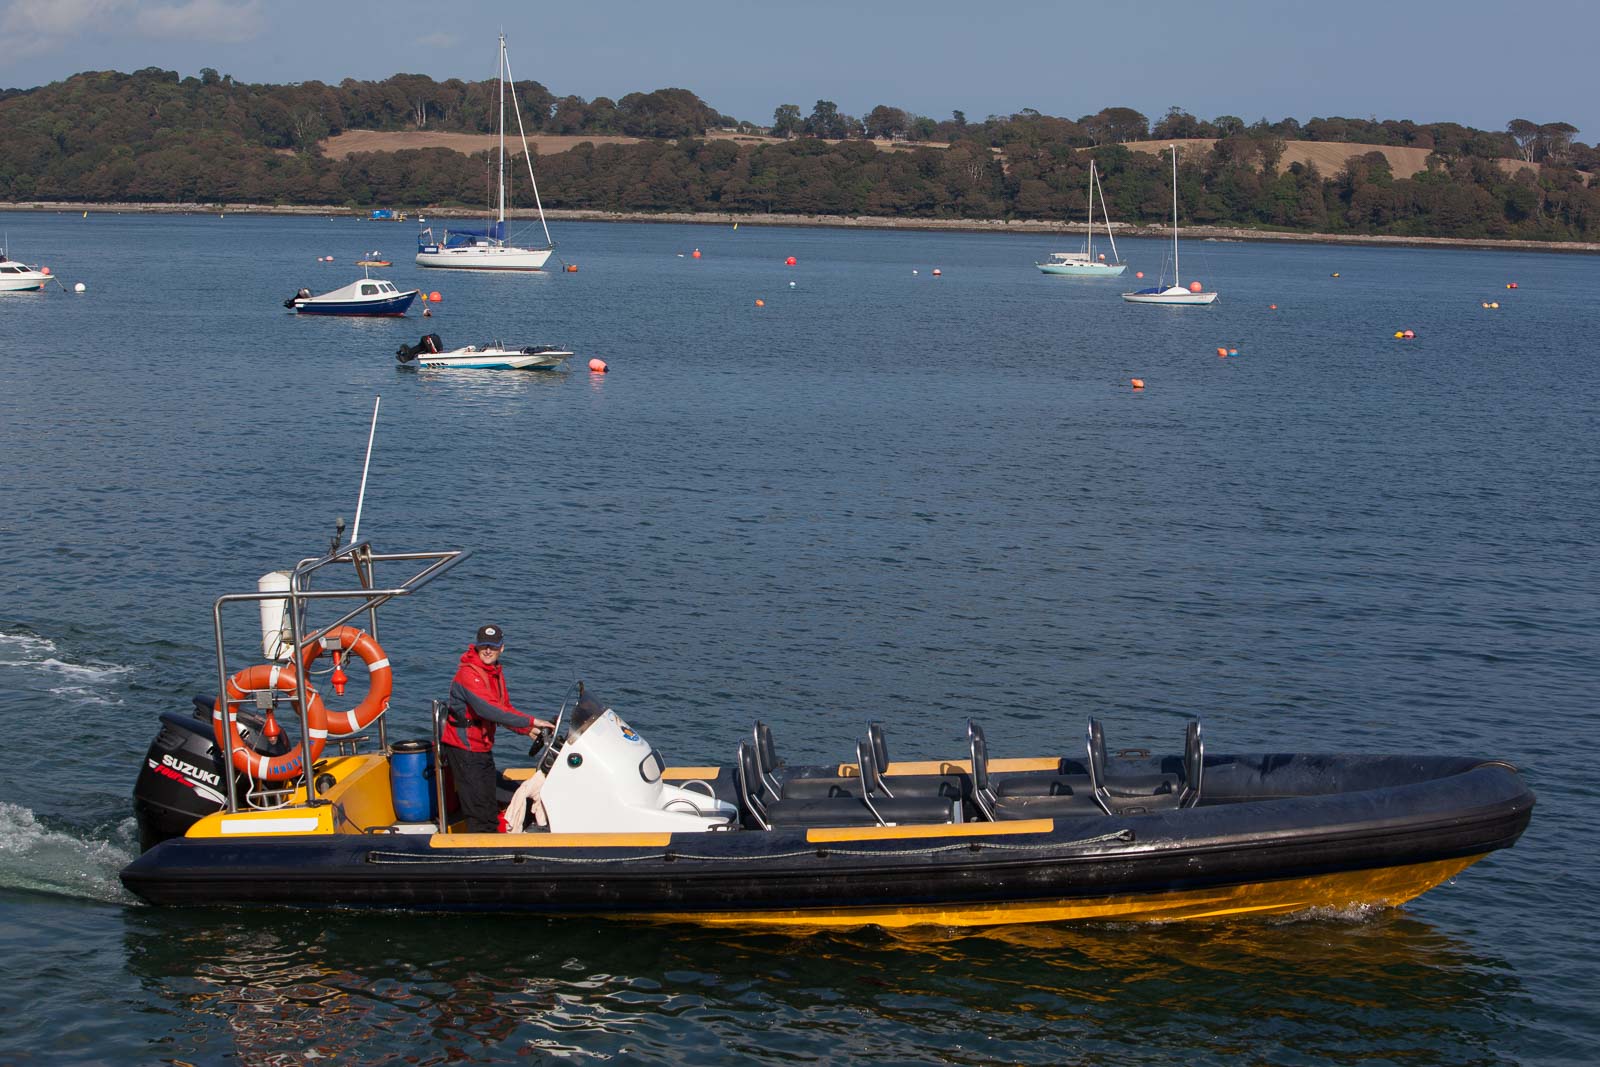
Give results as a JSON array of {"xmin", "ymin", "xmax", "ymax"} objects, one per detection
[{"xmin": 349, "ymin": 396, "xmax": 380, "ymax": 547}]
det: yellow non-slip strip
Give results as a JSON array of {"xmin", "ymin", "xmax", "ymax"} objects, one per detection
[
  {"xmin": 807, "ymin": 819, "xmax": 1054, "ymax": 843},
  {"xmin": 430, "ymin": 832, "xmax": 673, "ymax": 849},
  {"xmin": 636, "ymin": 855, "xmax": 1487, "ymax": 929},
  {"xmin": 662, "ymin": 766, "xmax": 723, "ymax": 780}
]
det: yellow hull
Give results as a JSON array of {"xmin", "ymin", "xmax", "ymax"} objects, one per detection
[{"xmin": 638, "ymin": 855, "xmax": 1485, "ymax": 930}]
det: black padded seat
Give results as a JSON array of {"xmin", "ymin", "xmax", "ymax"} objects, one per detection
[
  {"xmin": 967, "ymin": 723, "xmax": 1104, "ymax": 821},
  {"xmin": 736, "ymin": 741, "xmax": 957, "ymax": 830},
  {"xmin": 1086, "ymin": 719, "xmax": 1186, "ymax": 815}
]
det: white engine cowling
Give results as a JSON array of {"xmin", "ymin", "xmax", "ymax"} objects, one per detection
[{"xmin": 538, "ymin": 708, "xmax": 737, "ymax": 833}]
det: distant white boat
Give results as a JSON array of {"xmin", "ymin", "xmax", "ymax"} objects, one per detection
[
  {"xmin": 396, "ymin": 333, "xmax": 571, "ymax": 370},
  {"xmin": 1037, "ymin": 160, "xmax": 1125, "ymax": 276},
  {"xmin": 0, "ymin": 255, "xmax": 51, "ymax": 292},
  {"xmin": 415, "ymin": 34, "xmax": 554, "ymax": 272},
  {"xmin": 1123, "ymin": 146, "xmax": 1218, "ymax": 306}
]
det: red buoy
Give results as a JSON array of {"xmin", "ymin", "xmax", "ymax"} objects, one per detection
[
  {"xmin": 588, "ymin": 358, "xmax": 608, "ymax": 373},
  {"xmin": 785, "ymin": 256, "xmax": 797, "ymax": 266}
]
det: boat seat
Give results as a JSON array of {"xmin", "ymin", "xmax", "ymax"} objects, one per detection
[
  {"xmin": 736, "ymin": 741, "xmax": 956, "ymax": 830},
  {"xmin": 1178, "ymin": 719, "xmax": 1204, "ymax": 808},
  {"xmin": 751, "ymin": 721, "xmax": 862, "ymax": 799},
  {"xmin": 1086, "ymin": 719, "xmax": 1184, "ymax": 816},
  {"xmin": 967, "ymin": 724, "xmax": 1101, "ymax": 821},
  {"xmin": 963, "ymin": 718, "xmax": 1096, "ymax": 799},
  {"xmin": 854, "ymin": 739, "xmax": 960, "ymax": 825}
]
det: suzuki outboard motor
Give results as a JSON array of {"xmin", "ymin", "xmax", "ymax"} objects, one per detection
[
  {"xmin": 396, "ymin": 333, "xmax": 444, "ymax": 362},
  {"xmin": 131, "ymin": 696, "xmax": 290, "ymax": 852}
]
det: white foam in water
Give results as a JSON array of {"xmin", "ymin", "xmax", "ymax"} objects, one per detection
[
  {"xmin": 0, "ymin": 803, "xmax": 137, "ymax": 904},
  {"xmin": 0, "ymin": 631, "xmax": 134, "ymax": 707},
  {"xmin": 0, "ymin": 631, "xmax": 57, "ymax": 664},
  {"xmin": 37, "ymin": 658, "xmax": 133, "ymax": 682}
]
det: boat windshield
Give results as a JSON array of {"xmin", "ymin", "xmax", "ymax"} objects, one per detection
[{"xmin": 571, "ymin": 689, "xmax": 608, "ymax": 736}]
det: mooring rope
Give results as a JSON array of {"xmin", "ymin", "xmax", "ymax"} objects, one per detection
[{"xmin": 365, "ymin": 828, "xmax": 1134, "ymax": 866}]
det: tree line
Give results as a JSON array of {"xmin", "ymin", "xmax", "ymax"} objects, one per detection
[{"xmin": 2, "ymin": 67, "xmax": 1596, "ymax": 241}]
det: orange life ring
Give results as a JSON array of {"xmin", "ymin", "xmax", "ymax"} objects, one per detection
[
  {"xmin": 212, "ymin": 664, "xmax": 329, "ymax": 781},
  {"xmin": 300, "ymin": 626, "xmax": 393, "ymax": 737}
]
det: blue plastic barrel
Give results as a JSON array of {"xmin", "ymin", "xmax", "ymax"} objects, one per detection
[{"xmin": 390, "ymin": 739, "xmax": 436, "ymax": 823}]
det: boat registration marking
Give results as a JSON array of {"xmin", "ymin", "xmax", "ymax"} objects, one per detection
[
  {"xmin": 807, "ymin": 819, "xmax": 1054, "ymax": 843},
  {"xmin": 219, "ymin": 816, "xmax": 321, "ymax": 835}
]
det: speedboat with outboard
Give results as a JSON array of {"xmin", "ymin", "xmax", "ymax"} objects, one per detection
[
  {"xmin": 119, "ymin": 528, "xmax": 1534, "ymax": 927},
  {"xmin": 285, "ymin": 277, "xmax": 420, "ymax": 316},
  {"xmin": 396, "ymin": 333, "xmax": 572, "ymax": 370}
]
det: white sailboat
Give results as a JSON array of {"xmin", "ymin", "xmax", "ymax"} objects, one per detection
[
  {"xmin": 415, "ymin": 34, "xmax": 554, "ymax": 271},
  {"xmin": 1037, "ymin": 159, "xmax": 1125, "ymax": 276},
  {"xmin": 1122, "ymin": 145, "xmax": 1218, "ymax": 305}
]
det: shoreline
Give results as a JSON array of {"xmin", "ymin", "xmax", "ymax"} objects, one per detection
[{"xmin": 5, "ymin": 200, "xmax": 1597, "ymax": 255}]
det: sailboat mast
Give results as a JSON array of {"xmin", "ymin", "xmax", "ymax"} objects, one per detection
[
  {"xmin": 1170, "ymin": 145, "xmax": 1179, "ymax": 285},
  {"xmin": 497, "ymin": 34, "xmax": 507, "ymax": 227},
  {"xmin": 1085, "ymin": 161, "xmax": 1096, "ymax": 258}
]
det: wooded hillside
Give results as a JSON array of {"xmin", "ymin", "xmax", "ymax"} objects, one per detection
[{"xmin": 3, "ymin": 68, "xmax": 1595, "ymax": 241}]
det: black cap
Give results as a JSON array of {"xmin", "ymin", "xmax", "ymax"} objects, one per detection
[{"xmin": 475, "ymin": 624, "xmax": 504, "ymax": 648}]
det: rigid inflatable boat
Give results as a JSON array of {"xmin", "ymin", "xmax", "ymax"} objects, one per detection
[{"xmin": 120, "ymin": 536, "xmax": 1534, "ymax": 927}]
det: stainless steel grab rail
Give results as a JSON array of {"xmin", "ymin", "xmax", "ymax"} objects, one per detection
[{"xmin": 211, "ymin": 541, "xmax": 470, "ymax": 814}]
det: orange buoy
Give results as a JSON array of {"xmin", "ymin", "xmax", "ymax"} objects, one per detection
[
  {"xmin": 565, "ymin": 263, "xmax": 578, "ymax": 273},
  {"xmin": 755, "ymin": 298, "xmax": 765, "ymax": 307},
  {"xmin": 40, "ymin": 267, "xmax": 50, "ymax": 276},
  {"xmin": 785, "ymin": 256, "xmax": 797, "ymax": 266},
  {"xmin": 588, "ymin": 358, "xmax": 608, "ymax": 373},
  {"xmin": 1228, "ymin": 348, "xmax": 1238, "ymax": 355},
  {"xmin": 429, "ymin": 291, "xmax": 441, "ymax": 302},
  {"xmin": 1188, "ymin": 281, "xmax": 1203, "ymax": 293},
  {"xmin": 1135, "ymin": 271, "xmax": 1144, "ymax": 279},
  {"xmin": 1269, "ymin": 304, "xmax": 1277, "ymax": 309},
  {"xmin": 1216, "ymin": 347, "xmax": 1228, "ymax": 357},
  {"xmin": 692, "ymin": 249, "xmax": 701, "ymax": 259},
  {"xmin": 1131, "ymin": 378, "xmax": 1145, "ymax": 389}
]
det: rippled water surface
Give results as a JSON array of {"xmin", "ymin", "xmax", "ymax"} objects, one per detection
[{"xmin": 0, "ymin": 212, "xmax": 1596, "ymax": 1063}]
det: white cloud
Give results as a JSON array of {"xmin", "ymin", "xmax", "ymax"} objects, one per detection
[
  {"xmin": 0, "ymin": 0, "xmax": 262, "ymax": 56},
  {"xmin": 416, "ymin": 32, "xmax": 458, "ymax": 49},
  {"xmin": 0, "ymin": 0, "xmax": 127, "ymax": 55},
  {"xmin": 133, "ymin": 0, "xmax": 264, "ymax": 43}
]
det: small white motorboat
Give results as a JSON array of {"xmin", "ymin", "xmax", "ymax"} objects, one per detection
[
  {"xmin": 285, "ymin": 277, "xmax": 420, "ymax": 316},
  {"xmin": 396, "ymin": 333, "xmax": 572, "ymax": 370},
  {"xmin": 0, "ymin": 256, "xmax": 52, "ymax": 292}
]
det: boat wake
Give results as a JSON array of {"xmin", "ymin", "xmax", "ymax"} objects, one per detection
[
  {"xmin": 0, "ymin": 803, "xmax": 137, "ymax": 904},
  {"xmin": 0, "ymin": 629, "xmax": 133, "ymax": 706}
]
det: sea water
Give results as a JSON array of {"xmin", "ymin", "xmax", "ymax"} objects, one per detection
[{"xmin": 0, "ymin": 211, "xmax": 1595, "ymax": 1063}]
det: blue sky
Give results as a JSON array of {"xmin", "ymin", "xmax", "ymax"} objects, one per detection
[{"xmin": 3, "ymin": 0, "xmax": 1593, "ymax": 142}]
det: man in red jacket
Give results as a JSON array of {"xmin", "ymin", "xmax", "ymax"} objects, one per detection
[{"xmin": 440, "ymin": 624, "xmax": 553, "ymax": 832}]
